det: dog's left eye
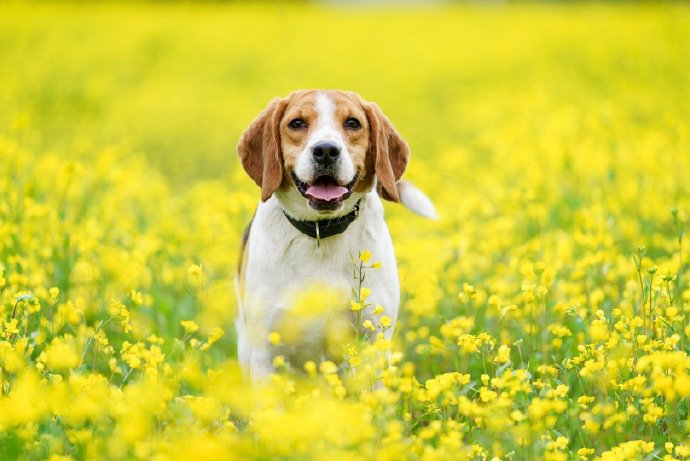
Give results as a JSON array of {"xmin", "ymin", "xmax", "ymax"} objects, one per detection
[
  {"xmin": 288, "ymin": 118, "xmax": 307, "ymax": 130},
  {"xmin": 344, "ymin": 117, "xmax": 361, "ymax": 130}
]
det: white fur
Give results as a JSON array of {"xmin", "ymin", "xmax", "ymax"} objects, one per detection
[
  {"xmin": 293, "ymin": 92, "xmax": 356, "ymax": 186},
  {"xmin": 397, "ymin": 180, "xmax": 439, "ymax": 219},
  {"xmin": 236, "ymin": 191, "xmax": 399, "ymax": 381}
]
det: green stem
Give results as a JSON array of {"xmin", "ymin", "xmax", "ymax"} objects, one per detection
[{"xmin": 78, "ymin": 316, "xmax": 114, "ymax": 367}]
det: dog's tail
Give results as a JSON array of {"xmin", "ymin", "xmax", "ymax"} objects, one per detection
[{"xmin": 397, "ymin": 180, "xmax": 439, "ymax": 220}]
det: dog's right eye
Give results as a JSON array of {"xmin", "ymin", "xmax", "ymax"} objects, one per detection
[{"xmin": 288, "ymin": 118, "xmax": 307, "ymax": 130}]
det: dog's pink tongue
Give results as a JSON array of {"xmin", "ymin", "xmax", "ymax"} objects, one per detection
[{"xmin": 306, "ymin": 183, "xmax": 348, "ymax": 201}]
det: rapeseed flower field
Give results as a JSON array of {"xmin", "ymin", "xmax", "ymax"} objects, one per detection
[{"xmin": 2, "ymin": 1, "xmax": 690, "ymax": 459}]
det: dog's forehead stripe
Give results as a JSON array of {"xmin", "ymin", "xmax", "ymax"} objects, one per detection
[
  {"xmin": 310, "ymin": 92, "xmax": 343, "ymax": 145},
  {"xmin": 315, "ymin": 92, "xmax": 336, "ymax": 128}
]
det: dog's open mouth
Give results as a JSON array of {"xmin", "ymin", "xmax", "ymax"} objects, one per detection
[{"xmin": 292, "ymin": 171, "xmax": 359, "ymax": 210}]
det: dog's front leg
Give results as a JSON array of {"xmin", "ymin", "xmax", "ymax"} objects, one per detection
[{"xmin": 249, "ymin": 346, "xmax": 273, "ymax": 382}]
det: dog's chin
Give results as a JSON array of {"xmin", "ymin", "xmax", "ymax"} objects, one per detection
[
  {"xmin": 309, "ymin": 198, "xmax": 344, "ymax": 212},
  {"xmin": 291, "ymin": 171, "xmax": 359, "ymax": 213}
]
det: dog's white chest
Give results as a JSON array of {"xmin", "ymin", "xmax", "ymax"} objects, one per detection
[{"xmin": 236, "ymin": 192, "xmax": 400, "ymax": 378}]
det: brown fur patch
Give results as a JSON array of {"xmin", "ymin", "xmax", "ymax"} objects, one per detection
[
  {"xmin": 238, "ymin": 217, "xmax": 253, "ymax": 275},
  {"xmin": 361, "ymin": 101, "xmax": 410, "ymax": 202},
  {"xmin": 236, "ymin": 216, "xmax": 253, "ymax": 301},
  {"xmin": 237, "ymin": 97, "xmax": 290, "ymax": 201},
  {"xmin": 331, "ymin": 91, "xmax": 373, "ymax": 192},
  {"xmin": 279, "ymin": 90, "xmax": 319, "ymax": 178}
]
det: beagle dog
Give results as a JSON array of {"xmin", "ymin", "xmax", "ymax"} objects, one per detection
[{"xmin": 235, "ymin": 90, "xmax": 436, "ymax": 381}]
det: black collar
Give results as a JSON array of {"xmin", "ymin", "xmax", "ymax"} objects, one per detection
[{"xmin": 282, "ymin": 200, "xmax": 361, "ymax": 241}]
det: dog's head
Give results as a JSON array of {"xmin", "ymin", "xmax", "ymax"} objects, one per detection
[{"xmin": 237, "ymin": 90, "xmax": 409, "ymax": 218}]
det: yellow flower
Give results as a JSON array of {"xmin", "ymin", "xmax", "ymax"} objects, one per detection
[
  {"xmin": 180, "ymin": 320, "xmax": 199, "ymax": 334},
  {"xmin": 49, "ymin": 287, "xmax": 60, "ymax": 302},
  {"xmin": 200, "ymin": 327, "xmax": 224, "ymax": 350},
  {"xmin": 187, "ymin": 264, "xmax": 203, "ymax": 283},
  {"xmin": 45, "ymin": 337, "xmax": 79, "ymax": 370},
  {"xmin": 589, "ymin": 320, "xmax": 608, "ymax": 343},
  {"xmin": 304, "ymin": 360, "xmax": 317, "ymax": 376},
  {"xmin": 494, "ymin": 344, "xmax": 510, "ymax": 363},
  {"xmin": 3, "ymin": 318, "xmax": 19, "ymax": 337},
  {"xmin": 577, "ymin": 395, "xmax": 594, "ymax": 409},
  {"xmin": 479, "ymin": 386, "xmax": 497, "ymax": 402},
  {"xmin": 350, "ymin": 301, "xmax": 363, "ymax": 312},
  {"xmin": 359, "ymin": 250, "xmax": 372, "ymax": 263},
  {"xmin": 128, "ymin": 290, "xmax": 144, "ymax": 306},
  {"xmin": 555, "ymin": 436, "xmax": 568, "ymax": 449},
  {"xmin": 676, "ymin": 445, "xmax": 690, "ymax": 457},
  {"xmin": 577, "ymin": 447, "xmax": 594, "ymax": 460},
  {"xmin": 379, "ymin": 315, "xmax": 392, "ymax": 328},
  {"xmin": 109, "ymin": 357, "xmax": 120, "ymax": 374},
  {"xmin": 510, "ymin": 410, "xmax": 525, "ymax": 422},
  {"xmin": 666, "ymin": 306, "xmax": 679, "ymax": 320},
  {"xmin": 272, "ymin": 355, "xmax": 285, "ymax": 368},
  {"xmin": 319, "ymin": 360, "xmax": 338, "ymax": 375}
]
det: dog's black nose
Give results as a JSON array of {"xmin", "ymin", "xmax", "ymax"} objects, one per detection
[{"xmin": 312, "ymin": 142, "xmax": 340, "ymax": 165}]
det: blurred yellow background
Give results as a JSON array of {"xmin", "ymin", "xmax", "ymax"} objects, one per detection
[{"xmin": 3, "ymin": 2, "xmax": 688, "ymax": 183}]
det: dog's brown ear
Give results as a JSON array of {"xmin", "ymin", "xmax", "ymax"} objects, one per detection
[
  {"xmin": 362, "ymin": 102, "xmax": 410, "ymax": 202},
  {"xmin": 237, "ymin": 97, "xmax": 288, "ymax": 201}
]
